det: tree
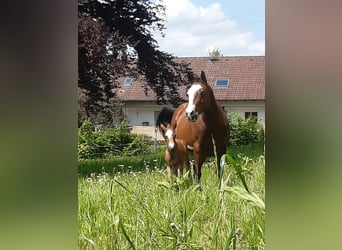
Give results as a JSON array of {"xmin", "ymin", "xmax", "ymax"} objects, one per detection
[
  {"xmin": 78, "ymin": 0, "xmax": 195, "ymax": 126},
  {"xmin": 208, "ymin": 47, "xmax": 223, "ymax": 58},
  {"xmin": 78, "ymin": 16, "xmax": 117, "ymax": 126}
]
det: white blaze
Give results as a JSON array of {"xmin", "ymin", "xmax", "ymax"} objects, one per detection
[
  {"xmin": 165, "ymin": 129, "xmax": 175, "ymax": 150},
  {"xmin": 185, "ymin": 84, "xmax": 202, "ymax": 115}
]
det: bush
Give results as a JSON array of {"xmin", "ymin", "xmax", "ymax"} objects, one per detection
[
  {"xmin": 78, "ymin": 119, "xmax": 154, "ymax": 160},
  {"xmin": 78, "ymin": 119, "xmax": 100, "ymax": 159},
  {"xmin": 228, "ymin": 113, "xmax": 264, "ymax": 146}
]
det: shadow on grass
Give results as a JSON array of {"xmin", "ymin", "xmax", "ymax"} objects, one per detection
[
  {"xmin": 78, "ymin": 142, "xmax": 264, "ymax": 177},
  {"xmin": 228, "ymin": 142, "xmax": 264, "ymax": 160},
  {"xmin": 78, "ymin": 155, "xmax": 166, "ymax": 177}
]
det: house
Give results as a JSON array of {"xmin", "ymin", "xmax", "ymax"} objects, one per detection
[{"xmin": 116, "ymin": 56, "xmax": 265, "ymax": 140}]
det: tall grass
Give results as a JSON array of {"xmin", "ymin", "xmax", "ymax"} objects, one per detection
[
  {"xmin": 78, "ymin": 144, "xmax": 166, "ymax": 177},
  {"xmin": 78, "ymin": 152, "xmax": 265, "ymax": 249},
  {"xmin": 78, "ymin": 142, "xmax": 264, "ymax": 177}
]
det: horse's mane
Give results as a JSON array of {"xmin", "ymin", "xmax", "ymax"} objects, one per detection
[{"xmin": 156, "ymin": 107, "xmax": 176, "ymax": 137}]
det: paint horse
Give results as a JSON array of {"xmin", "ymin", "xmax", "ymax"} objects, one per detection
[
  {"xmin": 157, "ymin": 71, "xmax": 229, "ymax": 183},
  {"xmin": 160, "ymin": 123, "xmax": 190, "ymax": 179}
]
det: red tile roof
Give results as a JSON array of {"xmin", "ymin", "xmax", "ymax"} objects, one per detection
[{"xmin": 116, "ymin": 56, "xmax": 264, "ymax": 101}]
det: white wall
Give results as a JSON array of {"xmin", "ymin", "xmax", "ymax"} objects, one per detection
[
  {"xmin": 221, "ymin": 101, "xmax": 265, "ymax": 127},
  {"xmin": 126, "ymin": 108, "xmax": 154, "ymax": 126},
  {"xmin": 124, "ymin": 103, "xmax": 163, "ymax": 127},
  {"xmin": 123, "ymin": 101, "xmax": 265, "ymax": 128}
]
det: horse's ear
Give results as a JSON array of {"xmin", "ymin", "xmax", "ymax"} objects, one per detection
[{"xmin": 200, "ymin": 71, "xmax": 207, "ymax": 84}]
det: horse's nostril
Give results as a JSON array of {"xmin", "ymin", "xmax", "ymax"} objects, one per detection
[{"xmin": 185, "ymin": 110, "xmax": 198, "ymax": 121}]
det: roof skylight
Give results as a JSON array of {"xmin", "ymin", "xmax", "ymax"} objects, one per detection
[
  {"xmin": 123, "ymin": 76, "xmax": 133, "ymax": 84},
  {"xmin": 214, "ymin": 78, "xmax": 230, "ymax": 87}
]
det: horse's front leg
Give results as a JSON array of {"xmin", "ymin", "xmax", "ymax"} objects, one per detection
[
  {"xmin": 193, "ymin": 149, "xmax": 204, "ymax": 184},
  {"xmin": 166, "ymin": 165, "xmax": 172, "ymax": 180},
  {"xmin": 184, "ymin": 155, "xmax": 191, "ymax": 177},
  {"xmin": 177, "ymin": 163, "xmax": 183, "ymax": 177}
]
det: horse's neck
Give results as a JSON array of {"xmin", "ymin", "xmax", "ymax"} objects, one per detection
[{"xmin": 202, "ymin": 100, "xmax": 220, "ymax": 123}]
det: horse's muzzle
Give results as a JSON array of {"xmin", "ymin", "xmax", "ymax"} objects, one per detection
[{"xmin": 185, "ymin": 110, "xmax": 198, "ymax": 122}]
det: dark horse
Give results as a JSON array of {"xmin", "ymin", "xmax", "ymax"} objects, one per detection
[{"xmin": 156, "ymin": 71, "xmax": 229, "ymax": 183}]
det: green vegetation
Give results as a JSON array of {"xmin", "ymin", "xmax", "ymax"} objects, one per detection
[
  {"xmin": 78, "ymin": 142, "xmax": 263, "ymax": 176},
  {"xmin": 78, "ymin": 119, "xmax": 154, "ymax": 160},
  {"xmin": 228, "ymin": 141, "xmax": 264, "ymax": 160},
  {"xmin": 78, "ymin": 154, "xmax": 164, "ymax": 177},
  {"xmin": 228, "ymin": 113, "xmax": 264, "ymax": 146},
  {"xmin": 78, "ymin": 115, "xmax": 265, "ymax": 248},
  {"xmin": 78, "ymin": 151, "xmax": 265, "ymax": 249},
  {"xmin": 78, "ymin": 113, "xmax": 264, "ymax": 162},
  {"xmin": 79, "ymin": 153, "xmax": 265, "ymax": 249}
]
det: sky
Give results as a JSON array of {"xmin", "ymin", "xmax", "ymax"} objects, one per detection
[{"xmin": 154, "ymin": 0, "xmax": 265, "ymax": 57}]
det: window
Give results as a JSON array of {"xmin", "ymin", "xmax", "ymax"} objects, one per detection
[
  {"xmin": 245, "ymin": 112, "xmax": 258, "ymax": 120},
  {"xmin": 214, "ymin": 78, "xmax": 230, "ymax": 87},
  {"xmin": 123, "ymin": 76, "xmax": 133, "ymax": 84}
]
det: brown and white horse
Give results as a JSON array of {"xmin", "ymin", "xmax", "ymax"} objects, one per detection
[
  {"xmin": 157, "ymin": 71, "xmax": 229, "ymax": 183},
  {"xmin": 160, "ymin": 123, "xmax": 190, "ymax": 179}
]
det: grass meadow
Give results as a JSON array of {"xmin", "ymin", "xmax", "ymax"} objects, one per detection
[{"xmin": 78, "ymin": 144, "xmax": 265, "ymax": 249}]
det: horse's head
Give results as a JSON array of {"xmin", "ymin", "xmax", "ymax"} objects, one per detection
[
  {"xmin": 185, "ymin": 71, "xmax": 212, "ymax": 121},
  {"xmin": 160, "ymin": 124, "xmax": 176, "ymax": 152}
]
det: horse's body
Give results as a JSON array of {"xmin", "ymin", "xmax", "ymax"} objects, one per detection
[
  {"xmin": 160, "ymin": 124, "xmax": 190, "ymax": 179},
  {"xmin": 157, "ymin": 71, "xmax": 229, "ymax": 183}
]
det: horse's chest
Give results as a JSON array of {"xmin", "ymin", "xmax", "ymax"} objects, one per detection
[
  {"xmin": 165, "ymin": 148, "xmax": 183, "ymax": 164},
  {"xmin": 175, "ymin": 119, "xmax": 207, "ymax": 141},
  {"xmin": 177, "ymin": 129, "xmax": 214, "ymax": 156}
]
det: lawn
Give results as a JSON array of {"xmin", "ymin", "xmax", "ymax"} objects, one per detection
[{"xmin": 78, "ymin": 143, "xmax": 265, "ymax": 249}]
